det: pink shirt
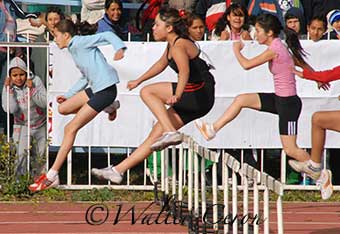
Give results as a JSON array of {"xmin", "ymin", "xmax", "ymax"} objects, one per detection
[{"xmin": 268, "ymin": 38, "xmax": 296, "ymax": 97}]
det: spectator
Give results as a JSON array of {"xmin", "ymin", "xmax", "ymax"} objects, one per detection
[
  {"xmin": 97, "ymin": 0, "xmax": 128, "ymax": 40},
  {"xmin": 1, "ymin": 57, "xmax": 47, "ymax": 178},
  {"xmin": 81, "ymin": 0, "xmax": 105, "ymax": 24},
  {"xmin": 44, "ymin": 7, "xmax": 66, "ymax": 41},
  {"xmin": 211, "ymin": 3, "xmax": 253, "ymax": 40},
  {"xmin": 29, "ymin": 7, "xmax": 65, "ymax": 41},
  {"xmin": 195, "ymin": 0, "xmax": 249, "ymax": 31},
  {"xmin": 307, "ymin": 15, "xmax": 326, "ymax": 42},
  {"xmin": 284, "ymin": 7, "xmax": 307, "ymax": 38},
  {"xmin": 186, "ymin": 12, "xmax": 206, "ymax": 41},
  {"xmin": 247, "ymin": 0, "xmax": 304, "ymax": 26},
  {"xmin": 325, "ymin": 9, "xmax": 340, "ymax": 40}
]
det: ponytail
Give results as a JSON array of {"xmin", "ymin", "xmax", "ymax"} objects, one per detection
[
  {"xmin": 55, "ymin": 19, "xmax": 97, "ymax": 36},
  {"xmin": 75, "ymin": 21, "xmax": 98, "ymax": 36},
  {"xmin": 284, "ymin": 27, "xmax": 307, "ymax": 65},
  {"xmin": 158, "ymin": 7, "xmax": 190, "ymax": 40}
]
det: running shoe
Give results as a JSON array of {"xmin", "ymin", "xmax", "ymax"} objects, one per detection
[
  {"xmin": 194, "ymin": 119, "xmax": 216, "ymax": 141},
  {"xmin": 317, "ymin": 169, "xmax": 333, "ymax": 200},
  {"xmin": 288, "ymin": 160, "xmax": 321, "ymax": 180},
  {"xmin": 104, "ymin": 100, "xmax": 120, "ymax": 121},
  {"xmin": 150, "ymin": 131, "xmax": 183, "ymax": 151},
  {"xmin": 91, "ymin": 166, "xmax": 123, "ymax": 184},
  {"xmin": 28, "ymin": 174, "xmax": 59, "ymax": 192}
]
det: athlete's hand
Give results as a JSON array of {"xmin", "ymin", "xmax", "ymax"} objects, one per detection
[
  {"xmin": 292, "ymin": 69, "xmax": 303, "ymax": 78},
  {"xmin": 233, "ymin": 40, "xmax": 244, "ymax": 51},
  {"xmin": 56, "ymin": 95, "xmax": 67, "ymax": 104},
  {"xmin": 114, "ymin": 49, "xmax": 125, "ymax": 61},
  {"xmin": 127, "ymin": 80, "xmax": 140, "ymax": 91},
  {"xmin": 166, "ymin": 95, "xmax": 179, "ymax": 106},
  {"xmin": 317, "ymin": 81, "xmax": 330, "ymax": 91}
]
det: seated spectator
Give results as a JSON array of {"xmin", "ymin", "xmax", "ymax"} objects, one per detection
[
  {"xmin": 185, "ymin": 12, "xmax": 206, "ymax": 41},
  {"xmin": 195, "ymin": 0, "xmax": 249, "ymax": 32},
  {"xmin": 97, "ymin": 0, "xmax": 128, "ymax": 40},
  {"xmin": 2, "ymin": 57, "xmax": 47, "ymax": 178},
  {"xmin": 29, "ymin": 7, "xmax": 65, "ymax": 41},
  {"xmin": 325, "ymin": 9, "xmax": 340, "ymax": 40},
  {"xmin": 211, "ymin": 3, "xmax": 253, "ymax": 40},
  {"xmin": 284, "ymin": 7, "xmax": 307, "ymax": 38},
  {"xmin": 307, "ymin": 15, "xmax": 326, "ymax": 42}
]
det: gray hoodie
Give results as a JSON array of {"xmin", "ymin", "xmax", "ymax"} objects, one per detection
[{"xmin": 2, "ymin": 57, "xmax": 46, "ymax": 129}]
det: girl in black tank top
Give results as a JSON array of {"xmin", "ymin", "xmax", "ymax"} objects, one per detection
[{"xmin": 92, "ymin": 8, "xmax": 215, "ymax": 180}]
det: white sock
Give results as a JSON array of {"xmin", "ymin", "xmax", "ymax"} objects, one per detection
[
  {"xmin": 46, "ymin": 169, "xmax": 58, "ymax": 181},
  {"xmin": 112, "ymin": 166, "xmax": 123, "ymax": 176},
  {"xmin": 309, "ymin": 160, "xmax": 321, "ymax": 169}
]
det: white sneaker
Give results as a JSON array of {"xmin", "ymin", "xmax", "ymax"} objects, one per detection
[
  {"xmin": 194, "ymin": 119, "xmax": 216, "ymax": 141},
  {"xmin": 103, "ymin": 100, "xmax": 120, "ymax": 113},
  {"xmin": 288, "ymin": 160, "xmax": 321, "ymax": 180},
  {"xmin": 91, "ymin": 166, "xmax": 123, "ymax": 184},
  {"xmin": 316, "ymin": 169, "xmax": 333, "ymax": 200},
  {"xmin": 151, "ymin": 131, "xmax": 183, "ymax": 151}
]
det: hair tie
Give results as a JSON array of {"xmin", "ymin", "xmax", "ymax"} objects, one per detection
[{"xmin": 178, "ymin": 9, "xmax": 186, "ymax": 18}]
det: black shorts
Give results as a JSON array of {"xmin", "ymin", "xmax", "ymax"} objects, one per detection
[
  {"xmin": 85, "ymin": 84, "xmax": 117, "ymax": 112},
  {"xmin": 172, "ymin": 81, "xmax": 215, "ymax": 124},
  {"xmin": 259, "ymin": 93, "xmax": 302, "ymax": 135}
]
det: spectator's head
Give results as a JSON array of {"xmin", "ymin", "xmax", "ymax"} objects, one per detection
[
  {"xmin": 104, "ymin": 0, "xmax": 123, "ymax": 23},
  {"xmin": 185, "ymin": 13, "xmax": 205, "ymax": 41},
  {"xmin": 307, "ymin": 15, "xmax": 326, "ymax": 42},
  {"xmin": 153, "ymin": 7, "xmax": 189, "ymax": 41},
  {"xmin": 54, "ymin": 20, "xmax": 97, "ymax": 49},
  {"xmin": 327, "ymin": 9, "xmax": 340, "ymax": 32},
  {"xmin": 215, "ymin": 3, "xmax": 249, "ymax": 36},
  {"xmin": 46, "ymin": 7, "xmax": 65, "ymax": 33},
  {"xmin": 284, "ymin": 7, "xmax": 305, "ymax": 34},
  {"xmin": 8, "ymin": 57, "xmax": 28, "ymax": 88}
]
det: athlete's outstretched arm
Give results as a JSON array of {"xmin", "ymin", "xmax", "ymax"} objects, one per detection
[
  {"xmin": 127, "ymin": 49, "xmax": 168, "ymax": 90},
  {"xmin": 233, "ymin": 41, "xmax": 276, "ymax": 70}
]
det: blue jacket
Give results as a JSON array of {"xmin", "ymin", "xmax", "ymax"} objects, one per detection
[
  {"xmin": 97, "ymin": 13, "xmax": 128, "ymax": 41},
  {"xmin": 64, "ymin": 31, "xmax": 126, "ymax": 99},
  {"xmin": 0, "ymin": 1, "xmax": 16, "ymax": 42},
  {"xmin": 247, "ymin": 0, "xmax": 303, "ymax": 25}
]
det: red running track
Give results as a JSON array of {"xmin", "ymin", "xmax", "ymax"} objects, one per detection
[{"xmin": 0, "ymin": 201, "xmax": 339, "ymax": 233}]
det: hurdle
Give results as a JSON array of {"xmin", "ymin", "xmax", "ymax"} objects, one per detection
[{"xmin": 152, "ymin": 134, "xmax": 284, "ymax": 233}]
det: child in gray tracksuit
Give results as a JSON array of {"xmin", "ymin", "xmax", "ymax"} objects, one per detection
[{"xmin": 1, "ymin": 57, "xmax": 47, "ymax": 177}]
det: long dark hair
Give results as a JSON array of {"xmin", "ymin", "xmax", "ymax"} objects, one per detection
[
  {"xmin": 215, "ymin": 3, "xmax": 249, "ymax": 37},
  {"xmin": 105, "ymin": 0, "xmax": 123, "ymax": 10},
  {"xmin": 55, "ymin": 19, "xmax": 97, "ymax": 36},
  {"xmin": 256, "ymin": 14, "xmax": 307, "ymax": 65},
  {"xmin": 158, "ymin": 7, "xmax": 190, "ymax": 39}
]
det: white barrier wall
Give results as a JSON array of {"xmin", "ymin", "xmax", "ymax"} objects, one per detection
[{"xmin": 49, "ymin": 40, "xmax": 340, "ymax": 148}]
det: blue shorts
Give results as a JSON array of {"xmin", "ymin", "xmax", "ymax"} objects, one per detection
[{"xmin": 85, "ymin": 84, "xmax": 117, "ymax": 112}]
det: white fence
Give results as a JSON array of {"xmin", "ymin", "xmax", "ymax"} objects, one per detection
[{"xmin": 1, "ymin": 39, "xmax": 340, "ymax": 191}]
